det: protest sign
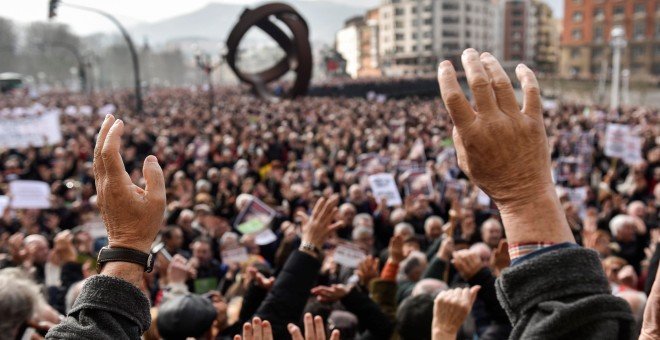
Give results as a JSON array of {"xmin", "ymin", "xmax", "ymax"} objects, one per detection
[
  {"xmin": 0, "ymin": 111, "xmax": 62, "ymax": 149},
  {"xmin": 623, "ymin": 136, "xmax": 644, "ymax": 165},
  {"xmin": 477, "ymin": 190, "xmax": 491, "ymax": 207},
  {"xmin": 221, "ymin": 247, "xmax": 250, "ymax": 265},
  {"xmin": 0, "ymin": 196, "xmax": 9, "ymax": 215},
  {"xmin": 368, "ymin": 173, "xmax": 402, "ymax": 207},
  {"xmin": 402, "ymin": 170, "xmax": 434, "ymax": 197},
  {"xmin": 254, "ymin": 228, "xmax": 278, "ymax": 245},
  {"xmin": 604, "ymin": 124, "xmax": 630, "ymax": 159},
  {"xmin": 9, "ymin": 180, "xmax": 51, "ymax": 209},
  {"xmin": 333, "ymin": 242, "xmax": 367, "ymax": 268},
  {"xmin": 234, "ymin": 197, "xmax": 277, "ymax": 234}
]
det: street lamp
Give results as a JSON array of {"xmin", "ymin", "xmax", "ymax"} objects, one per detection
[
  {"xmin": 48, "ymin": 0, "xmax": 143, "ymax": 113},
  {"xmin": 195, "ymin": 52, "xmax": 224, "ymax": 111},
  {"xmin": 610, "ymin": 26, "xmax": 627, "ymax": 111}
]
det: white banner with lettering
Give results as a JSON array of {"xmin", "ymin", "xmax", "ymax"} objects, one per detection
[{"xmin": 0, "ymin": 111, "xmax": 62, "ymax": 148}]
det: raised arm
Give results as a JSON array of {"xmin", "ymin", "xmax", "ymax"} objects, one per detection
[
  {"xmin": 47, "ymin": 115, "xmax": 166, "ymax": 339},
  {"xmin": 437, "ymin": 50, "xmax": 634, "ymax": 339},
  {"xmin": 438, "ymin": 49, "xmax": 573, "ymax": 245}
]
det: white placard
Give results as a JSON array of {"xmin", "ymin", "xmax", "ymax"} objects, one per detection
[
  {"xmin": 333, "ymin": 242, "xmax": 367, "ymax": 268},
  {"xmin": 0, "ymin": 195, "xmax": 9, "ymax": 214},
  {"xmin": 0, "ymin": 111, "xmax": 62, "ymax": 149},
  {"xmin": 9, "ymin": 180, "xmax": 51, "ymax": 209},
  {"xmin": 221, "ymin": 247, "xmax": 249, "ymax": 264},
  {"xmin": 623, "ymin": 136, "xmax": 644, "ymax": 165},
  {"xmin": 368, "ymin": 173, "xmax": 403, "ymax": 207},
  {"xmin": 604, "ymin": 124, "xmax": 630, "ymax": 159},
  {"xmin": 254, "ymin": 228, "xmax": 277, "ymax": 246}
]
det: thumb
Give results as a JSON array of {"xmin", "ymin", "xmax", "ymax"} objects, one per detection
[
  {"xmin": 468, "ymin": 285, "xmax": 481, "ymax": 305},
  {"xmin": 143, "ymin": 155, "xmax": 166, "ymax": 202}
]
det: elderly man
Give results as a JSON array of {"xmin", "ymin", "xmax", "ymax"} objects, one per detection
[
  {"xmin": 480, "ymin": 218, "xmax": 503, "ymax": 250},
  {"xmin": 610, "ymin": 214, "xmax": 646, "ymax": 274}
]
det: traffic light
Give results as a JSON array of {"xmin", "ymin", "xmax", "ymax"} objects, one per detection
[{"xmin": 48, "ymin": 0, "xmax": 61, "ymax": 19}]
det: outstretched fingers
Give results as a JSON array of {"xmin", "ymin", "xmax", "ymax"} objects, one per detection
[
  {"xmin": 438, "ymin": 61, "xmax": 475, "ymax": 129},
  {"xmin": 516, "ymin": 64, "xmax": 542, "ymax": 118},
  {"xmin": 143, "ymin": 155, "xmax": 166, "ymax": 203},
  {"xmin": 461, "ymin": 48, "xmax": 498, "ymax": 114},
  {"xmin": 93, "ymin": 114, "xmax": 116, "ymax": 182},
  {"xmin": 101, "ymin": 119, "xmax": 129, "ymax": 184},
  {"xmin": 480, "ymin": 52, "xmax": 519, "ymax": 115}
]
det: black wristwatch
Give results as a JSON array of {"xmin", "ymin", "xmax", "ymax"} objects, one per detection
[{"xmin": 97, "ymin": 246, "xmax": 155, "ymax": 273}]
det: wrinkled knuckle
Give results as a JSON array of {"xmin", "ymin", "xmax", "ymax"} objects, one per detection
[
  {"xmin": 444, "ymin": 92, "xmax": 465, "ymax": 107},
  {"xmin": 524, "ymin": 85, "xmax": 541, "ymax": 97},
  {"xmin": 470, "ymin": 77, "xmax": 490, "ymax": 91},
  {"xmin": 492, "ymin": 79, "xmax": 512, "ymax": 91}
]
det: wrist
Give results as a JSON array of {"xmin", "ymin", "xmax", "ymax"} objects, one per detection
[
  {"xmin": 100, "ymin": 262, "xmax": 144, "ymax": 288},
  {"xmin": 496, "ymin": 186, "xmax": 575, "ymax": 244},
  {"xmin": 109, "ymin": 241, "xmax": 152, "ymax": 254},
  {"xmin": 433, "ymin": 328, "xmax": 457, "ymax": 340}
]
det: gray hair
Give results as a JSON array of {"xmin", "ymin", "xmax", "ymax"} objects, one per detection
[
  {"xmin": 424, "ymin": 216, "xmax": 445, "ymax": 233},
  {"xmin": 220, "ymin": 232, "xmax": 240, "ymax": 246},
  {"xmin": 0, "ymin": 268, "xmax": 41, "ymax": 338},
  {"xmin": 394, "ymin": 222, "xmax": 415, "ymax": 237},
  {"xmin": 609, "ymin": 214, "xmax": 635, "ymax": 237},
  {"xmin": 352, "ymin": 226, "xmax": 374, "ymax": 241},
  {"xmin": 353, "ymin": 213, "xmax": 374, "ymax": 229},
  {"xmin": 411, "ymin": 278, "xmax": 448, "ymax": 297},
  {"xmin": 65, "ymin": 280, "xmax": 85, "ymax": 313},
  {"xmin": 195, "ymin": 179, "xmax": 212, "ymax": 193}
]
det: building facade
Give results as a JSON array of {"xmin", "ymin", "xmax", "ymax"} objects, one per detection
[
  {"xmin": 499, "ymin": 0, "xmax": 558, "ymax": 73},
  {"xmin": 336, "ymin": 17, "xmax": 363, "ymax": 78},
  {"xmin": 560, "ymin": 0, "xmax": 660, "ymax": 80}
]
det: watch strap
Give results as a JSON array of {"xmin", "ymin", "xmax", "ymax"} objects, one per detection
[{"xmin": 97, "ymin": 246, "xmax": 155, "ymax": 273}]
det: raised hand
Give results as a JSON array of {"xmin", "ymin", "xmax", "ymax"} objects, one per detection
[
  {"xmin": 356, "ymin": 255, "xmax": 380, "ymax": 287},
  {"xmin": 432, "ymin": 286, "xmax": 481, "ymax": 340},
  {"xmin": 53, "ymin": 230, "xmax": 78, "ymax": 264},
  {"xmin": 93, "ymin": 115, "xmax": 166, "ymax": 253},
  {"xmin": 311, "ymin": 284, "xmax": 350, "ymax": 303},
  {"xmin": 288, "ymin": 313, "xmax": 340, "ymax": 340},
  {"xmin": 437, "ymin": 49, "xmax": 573, "ymax": 245},
  {"xmin": 451, "ymin": 249, "xmax": 485, "ymax": 280},
  {"xmin": 489, "ymin": 239, "xmax": 510, "ymax": 276},
  {"xmin": 296, "ymin": 195, "xmax": 343, "ymax": 253},
  {"xmin": 388, "ymin": 234, "xmax": 405, "ymax": 264},
  {"xmin": 167, "ymin": 254, "xmax": 190, "ymax": 285},
  {"xmin": 234, "ymin": 317, "xmax": 273, "ymax": 340}
]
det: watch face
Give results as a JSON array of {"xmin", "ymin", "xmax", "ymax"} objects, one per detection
[{"xmin": 145, "ymin": 253, "xmax": 154, "ymax": 273}]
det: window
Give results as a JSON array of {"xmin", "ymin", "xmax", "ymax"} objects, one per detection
[
  {"xmin": 571, "ymin": 48, "xmax": 580, "ymax": 58},
  {"xmin": 443, "ymin": 16, "xmax": 459, "ymax": 24},
  {"xmin": 593, "ymin": 7, "xmax": 604, "ymax": 19},
  {"xmin": 656, "ymin": 22, "xmax": 660, "ymax": 38},
  {"xmin": 466, "ymin": 4, "xmax": 471, "ymax": 11},
  {"xmin": 594, "ymin": 26, "xmax": 604, "ymax": 42},
  {"xmin": 412, "ymin": 7, "xmax": 417, "ymax": 14},
  {"xmin": 613, "ymin": 5, "xmax": 624, "ymax": 16},
  {"xmin": 634, "ymin": 3, "xmax": 645, "ymax": 14},
  {"xmin": 465, "ymin": 30, "xmax": 471, "ymax": 38},
  {"xmin": 395, "ymin": 21, "xmax": 404, "ymax": 28},
  {"xmin": 572, "ymin": 0, "xmax": 583, "ymax": 4},
  {"xmin": 632, "ymin": 46, "xmax": 645, "ymax": 58},
  {"xmin": 395, "ymin": 33, "xmax": 404, "ymax": 41},
  {"xmin": 513, "ymin": 9, "xmax": 524, "ymax": 16},
  {"xmin": 442, "ymin": 30, "xmax": 459, "ymax": 37},
  {"xmin": 653, "ymin": 63, "xmax": 660, "ymax": 75},
  {"xmin": 592, "ymin": 47, "xmax": 603, "ymax": 58},
  {"xmin": 634, "ymin": 22, "xmax": 646, "ymax": 39},
  {"xmin": 412, "ymin": 45, "xmax": 417, "ymax": 52},
  {"xmin": 442, "ymin": 2, "xmax": 459, "ymax": 10},
  {"xmin": 512, "ymin": 43, "xmax": 522, "ymax": 52},
  {"xmin": 572, "ymin": 28, "xmax": 583, "ymax": 40},
  {"xmin": 513, "ymin": 32, "xmax": 522, "ymax": 40},
  {"xmin": 654, "ymin": 44, "xmax": 660, "ymax": 56},
  {"xmin": 395, "ymin": 45, "xmax": 404, "ymax": 52},
  {"xmin": 423, "ymin": 31, "xmax": 432, "ymax": 38},
  {"xmin": 424, "ymin": 18, "xmax": 432, "ymax": 25},
  {"xmin": 513, "ymin": 20, "xmax": 523, "ymax": 27},
  {"xmin": 412, "ymin": 19, "xmax": 419, "ymax": 27},
  {"xmin": 424, "ymin": 44, "xmax": 432, "ymax": 51},
  {"xmin": 572, "ymin": 11, "xmax": 583, "ymax": 22},
  {"xmin": 395, "ymin": 8, "xmax": 404, "ymax": 16}
]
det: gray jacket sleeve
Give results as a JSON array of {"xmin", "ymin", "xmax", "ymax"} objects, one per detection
[
  {"xmin": 495, "ymin": 247, "xmax": 635, "ymax": 340},
  {"xmin": 46, "ymin": 275, "xmax": 151, "ymax": 340}
]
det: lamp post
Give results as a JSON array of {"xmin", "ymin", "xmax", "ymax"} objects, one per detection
[
  {"xmin": 195, "ymin": 52, "xmax": 224, "ymax": 111},
  {"xmin": 49, "ymin": 0, "xmax": 143, "ymax": 113},
  {"xmin": 621, "ymin": 69, "xmax": 630, "ymax": 107},
  {"xmin": 610, "ymin": 26, "xmax": 627, "ymax": 111}
]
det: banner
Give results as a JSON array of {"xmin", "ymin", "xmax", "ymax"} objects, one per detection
[
  {"xmin": 234, "ymin": 197, "xmax": 277, "ymax": 234},
  {"xmin": 0, "ymin": 111, "xmax": 62, "ymax": 149},
  {"xmin": 333, "ymin": 242, "xmax": 367, "ymax": 268},
  {"xmin": 368, "ymin": 173, "xmax": 402, "ymax": 207},
  {"xmin": 9, "ymin": 180, "xmax": 51, "ymax": 209},
  {"xmin": 402, "ymin": 170, "xmax": 434, "ymax": 197},
  {"xmin": 221, "ymin": 247, "xmax": 250, "ymax": 265},
  {"xmin": 604, "ymin": 124, "xmax": 630, "ymax": 159},
  {"xmin": 0, "ymin": 196, "xmax": 9, "ymax": 215}
]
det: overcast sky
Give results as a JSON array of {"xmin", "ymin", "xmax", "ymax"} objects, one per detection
[{"xmin": 3, "ymin": 0, "xmax": 564, "ymax": 36}]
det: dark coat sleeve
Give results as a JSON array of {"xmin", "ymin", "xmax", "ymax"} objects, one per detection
[
  {"xmin": 340, "ymin": 287, "xmax": 394, "ymax": 340},
  {"xmin": 255, "ymin": 250, "xmax": 321, "ymax": 339},
  {"xmin": 495, "ymin": 247, "xmax": 635, "ymax": 340},
  {"xmin": 46, "ymin": 275, "xmax": 151, "ymax": 340},
  {"xmin": 645, "ymin": 242, "xmax": 660, "ymax": 296}
]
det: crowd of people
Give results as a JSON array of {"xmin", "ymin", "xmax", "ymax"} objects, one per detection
[{"xmin": 0, "ymin": 51, "xmax": 658, "ymax": 340}]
